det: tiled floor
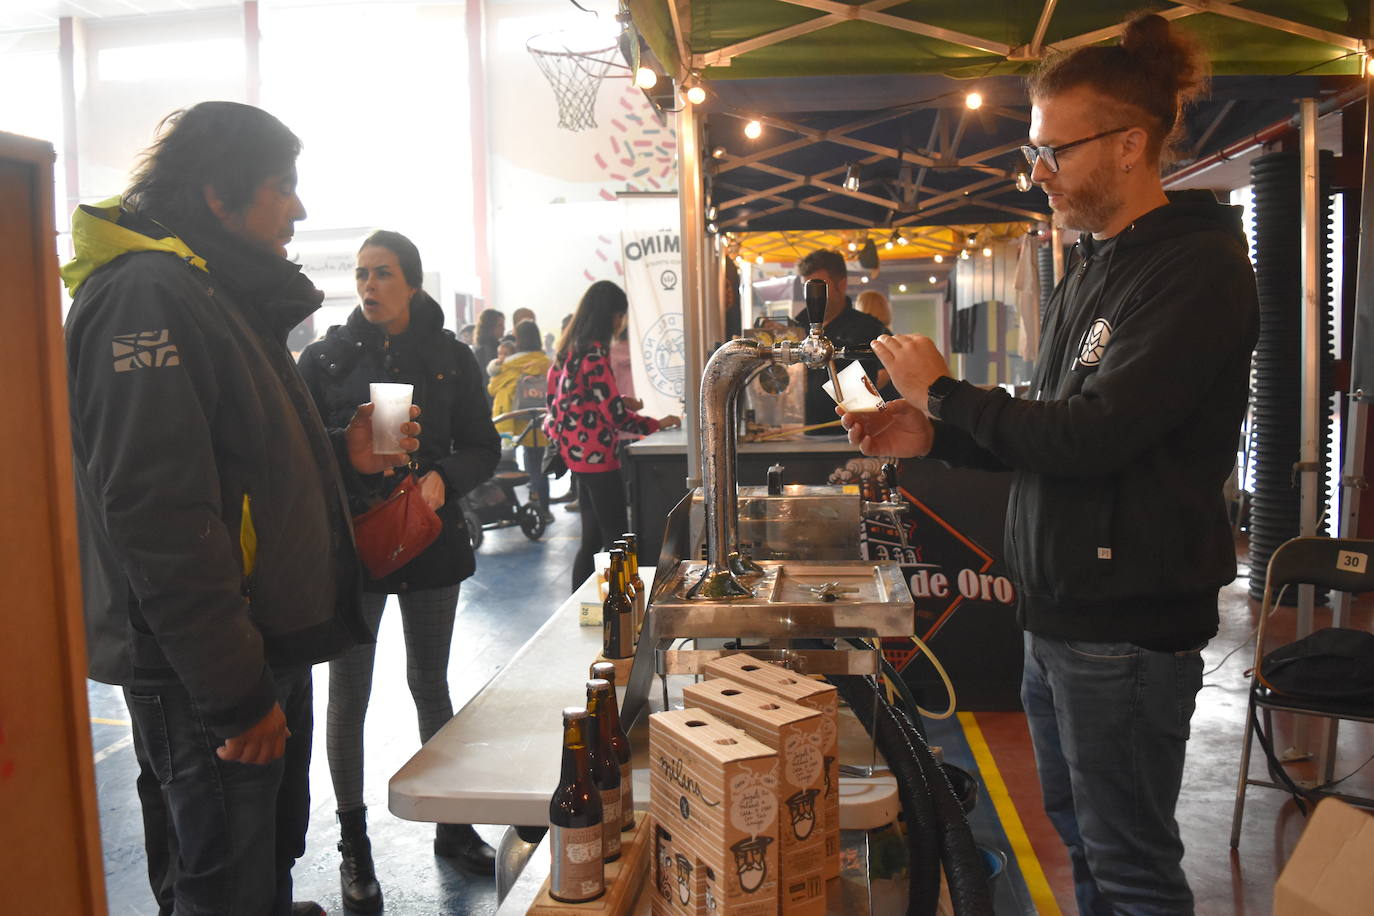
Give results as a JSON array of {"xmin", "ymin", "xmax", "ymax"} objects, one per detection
[{"xmin": 91, "ymin": 519, "xmax": 1374, "ymax": 914}]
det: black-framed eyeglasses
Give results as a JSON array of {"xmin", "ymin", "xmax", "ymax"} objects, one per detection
[{"xmin": 1021, "ymin": 127, "xmax": 1132, "ymax": 174}]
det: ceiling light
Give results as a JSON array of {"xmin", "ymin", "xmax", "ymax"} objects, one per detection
[
  {"xmin": 1015, "ymin": 168, "xmax": 1033, "ymax": 192},
  {"xmin": 859, "ymin": 276, "xmax": 869, "ymax": 283},
  {"xmin": 634, "ymin": 66, "xmax": 659, "ymax": 89},
  {"xmin": 755, "ymin": 255, "xmax": 764, "ymax": 264},
  {"xmin": 842, "ymin": 163, "xmax": 861, "ymax": 192},
  {"xmin": 965, "ymin": 90, "xmax": 983, "ymax": 111},
  {"xmin": 960, "ymin": 249, "xmax": 970, "ymax": 260},
  {"xmin": 744, "ymin": 120, "xmax": 763, "ymax": 139},
  {"xmin": 965, "ymin": 232, "xmax": 977, "ymax": 245},
  {"xmin": 933, "ymin": 253, "xmax": 944, "ymax": 263},
  {"xmin": 897, "ymin": 235, "xmax": 908, "ymax": 246},
  {"xmin": 898, "ymin": 283, "xmax": 908, "ymax": 292},
  {"xmin": 711, "ymin": 146, "xmax": 726, "ymax": 159},
  {"xmin": 847, "ymin": 241, "xmax": 858, "ymax": 252},
  {"xmin": 685, "ymin": 85, "xmax": 706, "ymax": 105},
  {"xmin": 982, "ymin": 246, "xmax": 993, "ymax": 257},
  {"xmin": 884, "ymin": 241, "xmax": 893, "ymax": 250},
  {"xmin": 706, "ymin": 222, "xmax": 718, "ymax": 234},
  {"xmin": 929, "ymin": 275, "xmax": 938, "ymax": 284}
]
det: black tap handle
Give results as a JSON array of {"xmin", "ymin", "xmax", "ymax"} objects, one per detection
[
  {"xmin": 804, "ymin": 278, "xmax": 828, "ymax": 326},
  {"xmin": 834, "ymin": 346, "xmax": 873, "ymax": 360},
  {"xmin": 881, "ymin": 462, "xmax": 899, "ymax": 493}
]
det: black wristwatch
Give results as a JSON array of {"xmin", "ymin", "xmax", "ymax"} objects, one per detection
[{"xmin": 926, "ymin": 375, "xmax": 960, "ymax": 419}]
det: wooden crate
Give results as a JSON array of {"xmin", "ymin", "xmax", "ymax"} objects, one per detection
[
  {"xmin": 703, "ymin": 655, "xmax": 841, "ymax": 880},
  {"xmin": 528, "ymin": 810, "xmax": 653, "ymax": 915},
  {"xmin": 681, "ymin": 682, "xmax": 828, "ymax": 915},
  {"xmin": 649, "ymin": 709, "xmax": 780, "ymax": 915}
]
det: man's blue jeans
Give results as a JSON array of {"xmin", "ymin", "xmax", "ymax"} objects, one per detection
[
  {"xmin": 124, "ymin": 666, "xmax": 313, "ymax": 916},
  {"xmin": 1021, "ymin": 632, "xmax": 1204, "ymax": 916}
]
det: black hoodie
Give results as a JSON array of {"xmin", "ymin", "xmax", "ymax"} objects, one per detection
[{"xmin": 926, "ymin": 192, "xmax": 1260, "ymax": 647}]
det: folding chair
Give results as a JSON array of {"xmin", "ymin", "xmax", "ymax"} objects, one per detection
[{"xmin": 1229, "ymin": 536, "xmax": 1374, "ymax": 847}]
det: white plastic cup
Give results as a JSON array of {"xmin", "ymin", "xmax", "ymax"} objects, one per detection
[{"xmin": 369, "ymin": 382, "xmax": 413, "ymax": 455}]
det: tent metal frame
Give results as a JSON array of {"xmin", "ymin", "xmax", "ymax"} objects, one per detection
[{"xmin": 685, "ymin": 0, "xmax": 1366, "ymax": 72}]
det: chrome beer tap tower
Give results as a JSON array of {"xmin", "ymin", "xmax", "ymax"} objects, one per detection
[{"xmin": 619, "ymin": 280, "xmax": 916, "ymax": 726}]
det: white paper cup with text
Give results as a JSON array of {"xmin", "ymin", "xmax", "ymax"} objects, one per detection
[{"xmin": 369, "ymin": 382, "xmax": 413, "ymax": 455}]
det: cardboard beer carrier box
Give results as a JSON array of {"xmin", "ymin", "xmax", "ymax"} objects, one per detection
[
  {"xmin": 702, "ymin": 654, "xmax": 841, "ymax": 880},
  {"xmin": 649, "ymin": 708, "xmax": 780, "ymax": 916},
  {"xmin": 681, "ymin": 680, "xmax": 828, "ymax": 915}
]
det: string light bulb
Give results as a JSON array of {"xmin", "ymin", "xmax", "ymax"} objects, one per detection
[
  {"xmin": 755, "ymin": 254, "xmax": 764, "ymax": 264},
  {"xmin": 634, "ymin": 66, "xmax": 659, "ymax": 89},
  {"xmin": 960, "ymin": 249, "xmax": 970, "ymax": 260},
  {"xmin": 897, "ymin": 235, "xmax": 908, "ymax": 246},
  {"xmin": 685, "ymin": 84, "xmax": 706, "ymax": 104},
  {"xmin": 884, "ymin": 240, "xmax": 894, "ymax": 250},
  {"xmin": 898, "ymin": 283, "xmax": 908, "ymax": 292},
  {"xmin": 711, "ymin": 146, "xmax": 726, "ymax": 159},
  {"xmin": 933, "ymin": 253, "xmax": 944, "ymax": 263},
  {"xmin": 744, "ymin": 120, "xmax": 763, "ymax": 139},
  {"xmin": 842, "ymin": 163, "xmax": 861, "ymax": 192},
  {"xmin": 859, "ymin": 276, "xmax": 869, "ymax": 283},
  {"xmin": 965, "ymin": 90, "xmax": 983, "ymax": 111},
  {"xmin": 982, "ymin": 246, "xmax": 993, "ymax": 258},
  {"xmin": 929, "ymin": 275, "xmax": 938, "ymax": 284},
  {"xmin": 1015, "ymin": 168, "xmax": 1033, "ymax": 192},
  {"xmin": 847, "ymin": 241, "xmax": 858, "ymax": 252}
]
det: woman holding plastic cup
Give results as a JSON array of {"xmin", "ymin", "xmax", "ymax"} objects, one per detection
[
  {"xmin": 297, "ymin": 230, "xmax": 501, "ymax": 910},
  {"xmin": 546, "ymin": 280, "xmax": 680, "ymax": 593}
]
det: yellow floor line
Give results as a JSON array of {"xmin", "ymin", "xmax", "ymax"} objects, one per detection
[
  {"xmin": 959, "ymin": 711, "xmax": 1063, "ymax": 916},
  {"xmin": 91, "ymin": 717, "xmax": 130, "ymax": 726}
]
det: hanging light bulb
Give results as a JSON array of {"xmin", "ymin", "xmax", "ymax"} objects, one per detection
[
  {"xmin": 842, "ymin": 163, "xmax": 861, "ymax": 192},
  {"xmin": 982, "ymin": 246, "xmax": 993, "ymax": 258},
  {"xmin": 707, "ymin": 205, "xmax": 718, "ymax": 220},
  {"xmin": 706, "ymin": 222, "xmax": 718, "ymax": 234},
  {"xmin": 884, "ymin": 240, "xmax": 893, "ymax": 250},
  {"xmin": 960, "ymin": 249, "xmax": 970, "ymax": 260},
  {"xmin": 744, "ymin": 120, "xmax": 763, "ymax": 139},
  {"xmin": 965, "ymin": 90, "xmax": 983, "ymax": 110},
  {"xmin": 685, "ymin": 84, "xmax": 706, "ymax": 105},
  {"xmin": 1015, "ymin": 168, "xmax": 1033, "ymax": 192},
  {"xmin": 847, "ymin": 241, "xmax": 858, "ymax": 252},
  {"xmin": 898, "ymin": 283, "xmax": 908, "ymax": 292},
  {"xmin": 859, "ymin": 276, "xmax": 870, "ymax": 284},
  {"xmin": 755, "ymin": 254, "xmax": 764, "ymax": 264},
  {"xmin": 711, "ymin": 146, "xmax": 726, "ymax": 159},
  {"xmin": 897, "ymin": 235, "xmax": 908, "ymax": 246},
  {"xmin": 634, "ymin": 66, "xmax": 659, "ymax": 89},
  {"xmin": 933, "ymin": 253, "xmax": 944, "ymax": 264},
  {"xmin": 929, "ymin": 275, "xmax": 938, "ymax": 284}
]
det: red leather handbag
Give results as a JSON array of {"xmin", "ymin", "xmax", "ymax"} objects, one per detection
[{"xmin": 352, "ymin": 474, "xmax": 442, "ymax": 579}]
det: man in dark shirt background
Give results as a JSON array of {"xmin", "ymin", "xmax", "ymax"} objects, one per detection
[{"xmin": 793, "ymin": 249, "xmax": 896, "ymax": 432}]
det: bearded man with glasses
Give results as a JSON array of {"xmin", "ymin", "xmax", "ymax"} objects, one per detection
[{"xmin": 841, "ymin": 12, "xmax": 1258, "ymax": 914}]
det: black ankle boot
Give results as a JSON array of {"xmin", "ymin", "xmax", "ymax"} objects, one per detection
[
  {"xmin": 337, "ymin": 807, "xmax": 383, "ymax": 914},
  {"xmin": 434, "ymin": 823, "xmax": 497, "ymax": 876}
]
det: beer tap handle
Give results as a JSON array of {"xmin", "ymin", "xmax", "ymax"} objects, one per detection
[
  {"xmin": 803, "ymin": 278, "xmax": 828, "ymax": 329},
  {"xmin": 881, "ymin": 462, "xmax": 901, "ymax": 502},
  {"xmin": 834, "ymin": 346, "xmax": 873, "ymax": 361},
  {"xmin": 767, "ymin": 463, "xmax": 784, "ymax": 496}
]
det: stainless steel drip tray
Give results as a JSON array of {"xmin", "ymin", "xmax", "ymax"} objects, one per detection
[{"xmin": 649, "ymin": 560, "xmax": 915, "ymax": 638}]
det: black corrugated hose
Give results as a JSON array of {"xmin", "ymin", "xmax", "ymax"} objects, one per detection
[{"xmin": 827, "ymin": 673, "xmax": 994, "ymax": 916}]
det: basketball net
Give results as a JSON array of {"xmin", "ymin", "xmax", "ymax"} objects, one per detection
[{"xmin": 527, "ymin": 33, "xmax": 623, "ymax": 132}]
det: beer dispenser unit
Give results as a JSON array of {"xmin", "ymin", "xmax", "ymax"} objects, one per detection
[{"xmin": 620, "ymin": 279, "xmax": 916, "ymax": 725}]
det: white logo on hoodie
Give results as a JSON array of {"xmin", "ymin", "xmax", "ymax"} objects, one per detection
[{"xmin": 1075, "ymin": 318, "xmax": 1112, "ymax": 369}]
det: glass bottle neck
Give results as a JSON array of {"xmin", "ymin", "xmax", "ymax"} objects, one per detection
[{"xmin": 561, "ymin": 720, "xmax": 589, "ymax": 782}]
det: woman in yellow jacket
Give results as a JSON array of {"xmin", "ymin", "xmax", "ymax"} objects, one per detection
[{"xmin": 489, "ymin": 318, "xmax": 553, "ymax": 521}]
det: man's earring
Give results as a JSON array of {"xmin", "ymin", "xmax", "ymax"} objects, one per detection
[{"xmin": 1124, "ymin": 163, "xmax": 1133, "ymax": 173}]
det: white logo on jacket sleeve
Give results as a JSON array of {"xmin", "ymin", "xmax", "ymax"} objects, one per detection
[
  {"xmin": 1075, "ymin": 318, "xmax": 1112, "ymax": 368},
  {"xmin": 112, "ymin": 330, "xmax": 180, "ymax": 372}
]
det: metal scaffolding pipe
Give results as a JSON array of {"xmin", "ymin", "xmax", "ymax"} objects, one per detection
[{"xmin": 677, "ymin": 101, "xmax": 706, "ymax": 485}]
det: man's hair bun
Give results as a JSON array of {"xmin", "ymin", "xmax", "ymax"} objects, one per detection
[{"xmin": 1119, "ymin": 12, "xmax": 1208, "ymax": 108}]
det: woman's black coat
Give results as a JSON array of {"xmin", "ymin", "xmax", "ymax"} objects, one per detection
[{"xmin": 298, "ymin": 292, "xmax": 500, "ymax": 593}]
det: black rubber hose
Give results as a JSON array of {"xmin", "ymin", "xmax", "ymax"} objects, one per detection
[
  {"xmin": 889, "ymin": 703, "xmax": 994, "ymax": 915},
  {"xmin": 830, "ymin": 673, "xmax": 941, "ymax": 916},
  {"xmin": 830, "ymin": 673, "xmax": 994, "ymax": 916}
]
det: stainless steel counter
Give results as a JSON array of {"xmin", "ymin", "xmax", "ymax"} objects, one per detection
[{"xmin": 626, "ymin": 427, "xmax": 858, "ymax": 456}]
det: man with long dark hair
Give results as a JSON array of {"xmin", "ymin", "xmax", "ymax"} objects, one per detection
[
  {"xmin": 842, "ymin": 13, "xmax": 1258, "ymax": 913},
  {"xmin": 63, "ymin": 101, "xmax": 417, "ymax": 916}
]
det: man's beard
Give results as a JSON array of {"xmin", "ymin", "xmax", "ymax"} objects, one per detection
[{"xmin": 1052, "ymin": 157, "xmax": 1122, "ymax": 234}]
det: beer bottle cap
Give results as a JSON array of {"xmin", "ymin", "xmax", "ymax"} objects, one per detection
[
  {"xmin": 586, "ymin": 678, "xmax": 611, "ymax": 694},
  {"xmin": 562, "ymin": 706, "xmax": 588, "ymax": 721}
]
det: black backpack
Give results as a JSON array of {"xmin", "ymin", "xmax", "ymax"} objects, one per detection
[{"xmin": 1259, "ymin": 627, "xmax": 1374, "ymax": 703}]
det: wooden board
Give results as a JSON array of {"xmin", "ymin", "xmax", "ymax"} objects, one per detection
[{"xmin": 528, "ymin": 811, "xmax": 654, "ymax": 915}]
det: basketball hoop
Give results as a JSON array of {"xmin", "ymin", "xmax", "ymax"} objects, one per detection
[{"xmin": 527, "ymin": 30, "xmax": 626, "ymax": 132}]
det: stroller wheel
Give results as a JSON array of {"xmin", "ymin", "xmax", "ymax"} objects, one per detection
[
  {"xmin": 517, "ymin": 504, "xmax": 546, "ymax": 540},
  {"xmin": 464, "ymin": 507, "xmax": 484, "ymax": 550}
]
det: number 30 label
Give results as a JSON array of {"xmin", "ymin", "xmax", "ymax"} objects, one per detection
[{"xmin": 1337, "ymin": 550, "xmax": 1368, "ymax": 573}]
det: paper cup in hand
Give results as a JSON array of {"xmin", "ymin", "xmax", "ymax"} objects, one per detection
[
  {"xmin": 369, "ymin": 383, "xmax": 413, "ymax": 455},
  {"xmin": 822, "ymin": 361, "xmax": 885, "ymax": 415}
]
